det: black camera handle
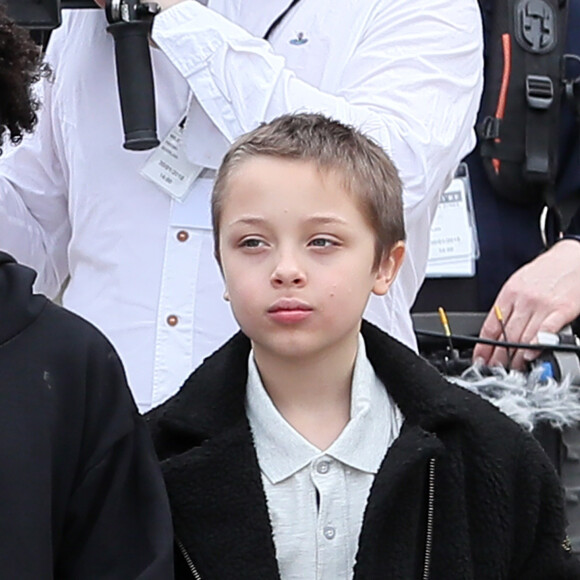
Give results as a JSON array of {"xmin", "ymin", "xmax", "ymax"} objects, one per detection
[{"xmin": 106, "ymin": 0, "xmax": 160, "ymax": 151}]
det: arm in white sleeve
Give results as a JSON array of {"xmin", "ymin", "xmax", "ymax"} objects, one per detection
[
  {"xmin": 0, "ymin": 27, "xmax": 71, "ymax": 298},
  {"xmin": 152, "ymin": 0, "xmax": 484, "ymax": 220}
]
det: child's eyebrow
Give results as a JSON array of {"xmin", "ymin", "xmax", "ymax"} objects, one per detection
[
  {"xmin": 227, "ymin": 216, "xmax": 266, "ymax": 227},
  {"xmin": 306, "ymin": 215, "xmax": 348, "ymax": 225},
  {"xmin": 227, "ymin": 215, "xmax": 348, "ymax": 227}
]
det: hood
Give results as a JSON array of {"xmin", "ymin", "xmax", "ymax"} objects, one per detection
[{"xmin": 0, "ymin": 252, "xmax": 47, "ymax": 345}]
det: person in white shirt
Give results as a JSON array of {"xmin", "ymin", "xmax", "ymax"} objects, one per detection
[
  {"xmin": 147, "ymin": 113, "xmax": 579, "ymax": 579},
  {"xmin": 0, "ymin": 0, "xmax": 483, "ymax": 411}
]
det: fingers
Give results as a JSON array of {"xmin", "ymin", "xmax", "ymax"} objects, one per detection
[
  {"xmin": 475, "ymin": 300, "xmax": 570, "ymax": 371},
  {"xmin": 518, "ymin": 309, "xmax": 571, "ymax": 366},
  {"xmin": 503, "ymin": 311, "xmax": 542, "ymax": 370},
  {"xmin": 489, "ymin": 299, "xmax": 537, "ymax": 370},
  {"xmin": 473, "ymin": 306, "xmax": 506, "ymax": 365},
  {"xmin": 473, "ymin": 241, "xmax": 580, "ymax": 370}
]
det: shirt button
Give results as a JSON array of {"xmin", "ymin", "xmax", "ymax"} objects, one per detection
[
  {"xmin": 176, "ymin": 230, "xmax": 189, "ymax": 242},
  {"xmin": 166, "ymin": 315, "xmax": 179, "ymax": 326},
  {"xmin": 323, "ymin": 526, "xmax": 336, "ymax": 540},
  {"xmin": 317, "ymin": 460, "xmax": 331, "ymax": 474}
]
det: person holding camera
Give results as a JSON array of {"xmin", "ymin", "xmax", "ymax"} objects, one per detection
[{"xmin": 0, "ymin": 0, "xmax": 483, "ymax": 411}]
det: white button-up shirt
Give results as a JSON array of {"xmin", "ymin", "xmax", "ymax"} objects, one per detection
[
  {"xmin": 0, "ymin": 0, "xmax": 483, "ymax": 411},
  {"xmin": 246, "ymin": 335, "xmax": 403, "ymax": 579}
]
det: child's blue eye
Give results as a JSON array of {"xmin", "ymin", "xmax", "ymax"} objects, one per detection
[
  {"xmin": 309, "ymin": 238, "xmax": 334, "ymax": 247},
  {"xmin": 240, "ymin": 238, "xmax": 264, "ymax": 248}
]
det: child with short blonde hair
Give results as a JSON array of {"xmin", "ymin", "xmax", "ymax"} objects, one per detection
[{"xmin": 148, "ymin": 113, "xmax": 579, "ymax": 579}]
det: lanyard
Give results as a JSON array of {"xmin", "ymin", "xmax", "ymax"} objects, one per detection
[{"xmin": 263, "ymin": 0, "xmax": 302, "ymax": 40}]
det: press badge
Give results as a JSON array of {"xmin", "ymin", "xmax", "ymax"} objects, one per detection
[
  {"xmin": 425, "ymin": 163, "xmax": 479, "ymax": 277},
  {"xmin": 140, "ymin": 116, "xmax": 203, "ymax": 202}
]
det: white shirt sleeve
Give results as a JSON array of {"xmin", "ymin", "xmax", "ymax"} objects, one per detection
[
  {"xmin": 152, "ymin": 0, "xmax": 484, "ymax": 219},
  {"xmin": 0, "ymin": 21, "xmax": 72, "ymax": 297}
]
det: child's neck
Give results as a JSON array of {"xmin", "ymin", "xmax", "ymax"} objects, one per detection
[{"xmin": 253, "ymin": 338, "xmax": 358, "ymax": 451}]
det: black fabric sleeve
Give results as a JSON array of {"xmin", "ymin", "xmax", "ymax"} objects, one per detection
[{"xmin": 53, "ymin": 334, "xmax": 174, "ymax": 579}]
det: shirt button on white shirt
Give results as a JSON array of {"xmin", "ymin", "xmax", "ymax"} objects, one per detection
[
  {"xmin": 176, "ymin": 230, "xmax": 189, "ymax": 242},
  {"xmin": 316, "ymin": 460, "xmax": 331, "ymax": 475},
  {"xmin": 323, "ymin": 526, "xmax": 336, "ymax": 540},
  {"xmin": 166, "ymin": 314, "xmax": 179, "ymax": 326}
]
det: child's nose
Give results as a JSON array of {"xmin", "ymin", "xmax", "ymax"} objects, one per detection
[{"xmin": 270, "ymin": 252, "xmax": 306, "ymax": 287}]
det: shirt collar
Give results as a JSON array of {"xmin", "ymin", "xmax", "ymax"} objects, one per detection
[{"xmin": 246, "ymin": 334, "xmax": 402, "ymax": 484}]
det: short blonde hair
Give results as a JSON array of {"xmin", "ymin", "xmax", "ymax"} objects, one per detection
[{"xmin": 212, "ymin": 113, "xmax": 405, "ymax": 269}]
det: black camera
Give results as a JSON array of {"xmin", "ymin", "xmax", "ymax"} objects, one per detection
[
  {"xmin": 2, "ymin": 1, "xmax": 96, "ymax": 30},
  {"xmin": 1, "ymin": 0, "xmax": 161, "ymax": 151}
]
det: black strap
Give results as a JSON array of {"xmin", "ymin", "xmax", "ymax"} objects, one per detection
[
  {"xmin": 521, "ymin": 0, "xmax": 569, "ymax": 186},
  {"xmin": 524, "ymin": 76, "xmax": 555, "ymax": 179},
  {"xmin": 479, "ymin": 139, "xmax": 522, "ymax": 163},
  {"xmin": 263, "ymin": 0, "xmax": 302, "ymax": 41}
]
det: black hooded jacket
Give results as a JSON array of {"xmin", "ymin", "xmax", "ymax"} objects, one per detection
[
  {"xmin": 148, "ymin": 321, "xmax": 580, "ymax": 579},
  {"xmin": 0, "ymin": 252, "xmax": 173, "ymax": 578}
]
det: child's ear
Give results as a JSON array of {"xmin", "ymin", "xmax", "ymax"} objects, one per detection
[{"xmin": 372, "ymin": 241, "xmax": 405, "ymax": 296}]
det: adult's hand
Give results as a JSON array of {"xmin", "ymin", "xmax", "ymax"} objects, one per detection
[{"xmin": 473, "ymin": 239, "xmax": 580, "ymax": 369}]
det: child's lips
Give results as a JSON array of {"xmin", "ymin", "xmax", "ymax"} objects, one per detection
[{"xmin": 267, "ymin": 299, "xmax": 313, "ymax": 323}]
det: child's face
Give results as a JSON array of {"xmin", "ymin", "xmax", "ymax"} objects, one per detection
[{"xmin": 218, "ymin": 156, "xmax": 404, "ymax": 361}]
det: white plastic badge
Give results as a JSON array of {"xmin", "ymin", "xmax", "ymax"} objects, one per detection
[
  {"xmin": 140, "ymin": 116, "xmax": 204, "ymax": 202},
  {"xmin": 425, "ymin": 163, "xmax": 479, "ymax": 278}
]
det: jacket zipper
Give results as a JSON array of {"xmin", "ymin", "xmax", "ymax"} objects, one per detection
[
  {"xmin": 176, "ymin": 537, "xmax": 202, "ymax": 580},
  {"xmin": 422, "ymin": 458, "xmax": 436, "ymax": 580}
]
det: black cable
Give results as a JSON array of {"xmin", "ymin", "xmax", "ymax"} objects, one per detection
[
  {"xmin": 264, "ymin": 0, "xmax": 302, "ymax": 40},
  {"xmin": 415, "ymin": 329, "xmax": 580, "ymax": 353}
]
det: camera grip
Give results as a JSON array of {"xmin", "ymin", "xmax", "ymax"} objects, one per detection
[{"xmin": 107, "ymin": 19, "xmax": 159, "ymax": 151}]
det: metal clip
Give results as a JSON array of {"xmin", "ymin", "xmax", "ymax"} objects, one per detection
[
  {"xmin": 479, "ymin": 116, "xmax": 501, "ymax": 140},
  {"xmin": 526, "ymin": 75, "xmax": 554, "ymax": 109}
]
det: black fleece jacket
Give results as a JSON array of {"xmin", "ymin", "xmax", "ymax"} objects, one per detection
[
  {"xmin": 148, "ymin": 321, "xmax": 580, "ymax": 580},
  {"xmin": 0, "ymin": 252, "xmax": 173, "ymax": 578}
]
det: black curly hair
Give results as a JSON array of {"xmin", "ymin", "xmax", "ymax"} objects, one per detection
[{"xmin": 0, "ymin": 6, "xmax": 46, "ymax": 148}]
